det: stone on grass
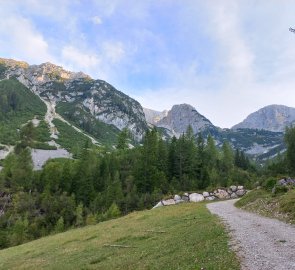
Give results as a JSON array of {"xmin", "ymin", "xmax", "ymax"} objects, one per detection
[
  {"xmin": 236, "ymin": 189, "xmax": 246, "ymax": 197},
  {"xmin": 152, "ymin": 201, "xmax": 163, "ymax": 209},
  {"xmin": 189, "ymin": 193, "xmax": 204, "ymax": 202},
  {"xmin": 174, "ymin": 194, "xmax": 181, "ymax": 201},
  {"xmin": 162, "ymin": 199, "xmax": 176, "ymax": 206},
  {"xmin": 238, "ymin": 186, "xmax": 244, "ymax": 190},
  {"xmin": 203, "ymin": 191, "xmax": 209, "ymax": 197}
]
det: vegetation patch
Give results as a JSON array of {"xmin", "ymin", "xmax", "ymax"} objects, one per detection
[
  {"xmin": 0, "ymin": 203, "xmax": 240, "ymax": 270},
  {"xmin": 0, "ymin": 79, "xmax": 46, "ymax": 145},
  {"xmin": 235, "ymin": 189, "xmax": 295, "ymax": 224}
]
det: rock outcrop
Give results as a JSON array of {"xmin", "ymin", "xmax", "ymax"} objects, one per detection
[{"xmin": 153, "ymin": 186, "xmax": 247, "ymax": 209}]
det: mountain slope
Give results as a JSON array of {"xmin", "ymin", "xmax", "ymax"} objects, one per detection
[
  {"xmin": 0, "ymin": 58, "xmax": 148, "ymax": 144},
  {"xmin": 232, "ymin": 105, "xmax": 295, "ymax": 132},
  {"xmin": 0, "ymin": 203, "xmax": 240, "ymax": 270}
]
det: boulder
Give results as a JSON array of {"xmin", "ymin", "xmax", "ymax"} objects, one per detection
[
  {"xmin": 203, "ymin": 191, "xmax": 209, "ymax": 197},
  {"xmin": 189, "ymin": 193, "xmax": 204, "ymax": 202},
  {"xmin": 227, "ymin": 189, "xmax": 233, "ymax": 194},
  {"xmin": 152, "ymin": 201, "xmax": 164, "ymax": 209},
  {"xmin": 175, "ymin": 199, "xmax": 185, "ymax": 204},
  {"xmin": 230, "ymin": 185, "xmax": 237, "ymax": 192},
  {"xmin": 230, "ymin": 192, "xmax": 238, "ymax": 199},
  {"xmin": 215, "ymin": 189, "xmax": 230, "ymax": 199},
  {"xmin": 174, "ymin": 194, "xmax": 181, "ymax": 201},
  {"xmin": 236, "ymin": 189, "xmax": 246, "ymax": 196},
  {"xmin": 205, "ymin": 196, "xmax": 216, "ymax": 201},
  {"xmin": 238, "ymin": 186, "xmax": 244, "ymax": 190},
  {"xmin": 162, "ymin": 199, "xmax": 176, "ymax": 206},
  {"xmin": 181, "ymin": 194, "xmax": 190, "ymax": 202}
]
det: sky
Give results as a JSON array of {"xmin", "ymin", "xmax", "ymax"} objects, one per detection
[{"xmin": 1, "ymin": 0, "xmax": 295, "ymax": 128}]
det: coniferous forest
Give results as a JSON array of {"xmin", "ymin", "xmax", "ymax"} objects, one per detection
[{"xmin": 0, "ymin": 122, "xmax": 294, "ymax": 249}]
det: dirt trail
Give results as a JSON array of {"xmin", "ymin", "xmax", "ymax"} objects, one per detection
[{"xmin": 207, "ymin": 199, "xmax": 295, "ymax": 270}]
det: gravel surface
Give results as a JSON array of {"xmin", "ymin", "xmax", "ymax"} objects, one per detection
[{"xmin": 207, "ymin": 199, "xmax": 295, "ymax": 270}]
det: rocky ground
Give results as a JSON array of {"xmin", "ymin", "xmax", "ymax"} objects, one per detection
[{"xmin": 207, "ymin": 199, "xmax": 295, "ymax": 270}]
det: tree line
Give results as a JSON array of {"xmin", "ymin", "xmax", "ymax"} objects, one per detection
[{"xmin": 0, "ymin": 125, "xmax": 255, "ymax": 249}]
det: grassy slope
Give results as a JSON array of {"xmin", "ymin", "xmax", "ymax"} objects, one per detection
[
  {"xmin": 0, "ymin": 79, "xmax": 46, "ymax": 145},
  {"xmin": 56, "ymin": 102, "xmax": 120, "ymax": 146},
  {"xmin": 0, "ymin": 203, "xmax": 240, "ymax": 270},
  {"xmin": 235, "ymin": 189, "xmax": 295, "ymax": 224}
]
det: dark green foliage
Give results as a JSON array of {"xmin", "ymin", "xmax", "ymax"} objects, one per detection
[
  {"xmin": 56, "ymin": 102, "xmax": 120, "ymax": 146},
  {"xmin": 0, "ymin": 79, "xmax": 46, "ymax": 144},
  {"xmin": 52, "ymin": 119, "xmax": 95, "ymax": 156},
  {"xmin": 0, "ymin": 128, "xmax": 256, "ymax": 250},
  {"xmin": 285, "ymin": 126, "xmax": 295, "ymax": 174}
]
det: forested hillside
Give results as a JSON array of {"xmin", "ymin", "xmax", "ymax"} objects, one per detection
[{"xmin": 0, "ymin": 125, "xmax": 254, "ymax": 249}]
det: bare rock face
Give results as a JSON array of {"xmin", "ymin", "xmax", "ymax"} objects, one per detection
[
  {"xmin": 143, "ymin": 108, "xmax": 168, "ymax": 125},
  {"xmin": 148, "ymin": 104, "xmax": 215, "ymax": 137},
  {"xmin": 232, "ymin": 105, "xmax": 295, "ymax": 132}
]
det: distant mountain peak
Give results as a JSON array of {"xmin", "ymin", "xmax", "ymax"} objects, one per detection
[
  {"xmin": 232, "ymin": 104, "xmax": 295, "ymax": 132},
  {"xmin": 145, "ymin": 103, "xmax": 215, "ymax": 137}
]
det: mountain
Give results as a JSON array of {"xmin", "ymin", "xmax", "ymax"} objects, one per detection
[
  {"xmin": 232, "ymin": 105, "xmax": 295, "ymax": 132},
  {"xmin": 0, "ymin": 58, "xmax": 148, "ymax": 144},
  {"xmin": 145, "ymin": 103, "xmax": 285, "ymax": 161},
  {"xmin": 143, "ymin": 108, "xmax": 168, "ymax": 125},
  {"xmin": 145, "ymin": 104, "xmax": 217, "ymax": 137}
]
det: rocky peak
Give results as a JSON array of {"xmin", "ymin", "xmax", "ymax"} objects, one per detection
[
  {"xmin": 232, "ymin": 104, "xmax": 295, "ymax": 132},
  {"xmin": 0, "ymin": 58, "xmax": 29, "ymax": 69},
  {"xmin": 152, "ymin": 103, "xmax": 215, "ymax": 137}
]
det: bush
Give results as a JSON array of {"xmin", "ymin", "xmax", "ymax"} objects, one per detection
[{"xmin": 263, "ymin": 178, "xmax": 277, "ymax": 191}]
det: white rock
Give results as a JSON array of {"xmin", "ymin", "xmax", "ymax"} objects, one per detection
[
  {"xmin": 189, "ymin": 193, "xmax": 204, "ymax": 202},
  {"xmin": 230, "ymin": 185, "xmax": 237, "ymax": 192},
  {"xmin": 215, "ymin": 189, "xmax": 230, "ymax": 199},
  {"xmin": 152, "ymin": 201, "xmax": 163, "ymax": 209},
  {"xmin": 236, "ymin": 189, "xmax": 246, "ymax": 197},
  {"xmin": 205, "ymin": 196, "xmax": 216, "ymax": 201},
  {"xmin": 230, "ymin": 193, "xmax": 238, "ymax": 199},
  {"xmin": 174, "ymin": 194, "xmax": 181, "ymax": 201},
  {"xmin": 162, "ymin": 199, "xmax": 176, "ymax": 206},
  {"xmin": 203, "ymin": 191, "xmax": 209, "ymax": 197},
  {"xmin": 238, "ymin": 186, "xmax": 244, "ymax": 190}
]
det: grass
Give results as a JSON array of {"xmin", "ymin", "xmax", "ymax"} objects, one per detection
[
  {"xmin": 0, "ymin": 79, "xmax": 46, "ymax": 145},
  {"xmin": 53, "ymin": 119, "xmax": 94, "ymax": 154},
  {"xmin": 56, "ymin": 102, "xmax": 120, "ymax": 146},
  {"xmin": 0, "ymin": 203, "xmax": 240, "ymax": 270},
  {"xmin": 235, "ymin": 189, "xmax": 295, "ymax": 224}
]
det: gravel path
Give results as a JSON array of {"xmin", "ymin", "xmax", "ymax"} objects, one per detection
[{"xmin": 207, "ymin": 199, "xmax": 295, "ymax": 270}]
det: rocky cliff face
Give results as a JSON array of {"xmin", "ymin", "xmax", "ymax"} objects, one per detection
[
  {"xmin": 0, "ymin": 58, "xmax": 148, "ymax": 141},
  {"xmin": 150, "ymin": 104, "xmax": 216, "ymax": 137},
  {"xmin": 143, "ymin": 108, "xmax": 168, "ymax": 125},
  {"xmin": 232, "ymin": 105, "xmax": 295, "ymax": 132}
]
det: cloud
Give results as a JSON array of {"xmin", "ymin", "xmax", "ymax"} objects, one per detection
[
  {"xmin": 102, "ymin": 42, "xmax": 125, "ymax": 64},
  {"xmin": 61, "ymin": 46, "xmax": 99, "ymax": 70},
  {"xmin": 0, "ymin": 15, "xmax": 55, "ymax": 64},
  {"xmin": 91, "ymin": 16, "xmax": 102, "ymax": 25}
]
